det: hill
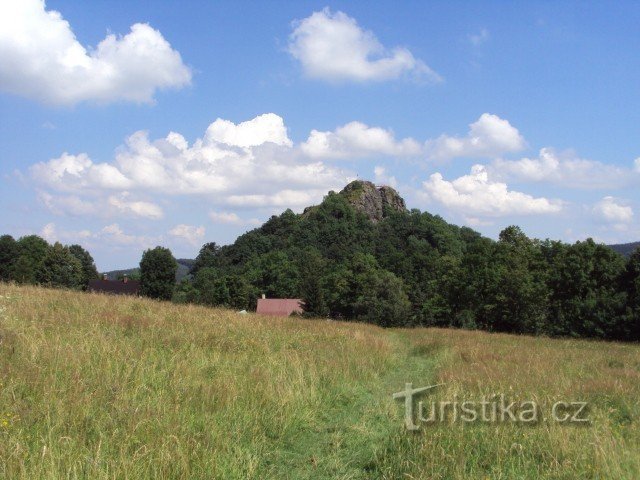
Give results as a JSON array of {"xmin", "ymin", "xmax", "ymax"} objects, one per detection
[
  {"xmin": 609, "ymin": 241, "xmax": 640, "ymax": 257},
  {"xmin": 184, "ymin": 179, "xmax": 639, "ymax": 341},
  {"xmin": 105, "ymin": 258, "xmax": 194, "ymax": 282},
  {"xmin": 0, "ymin": 283, "xmax": 638, "ymax": 479}
]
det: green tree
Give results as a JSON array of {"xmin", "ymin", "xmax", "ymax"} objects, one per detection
[
  {"xmin": 0, "ymin": 235, "xmax": 18, "ymax": 281},
  {"xmin": 35, "ymin": 242, "xmax": 83, "ymax": 289},
  {"xmin": 14, "ymin": 235, "xmax": 50, "ymax": 284},
  {"xmin": 298, "ymin": 248, "xmax": 329, "ymax": 317},
  {"xmin": 621, "ymin": 248, "xmax": 640, "ymax": 340},
  {"xmin": 68, "ymin": 244, "xmax": 99, "ymax": 289},
  {"xmin": 140, "ymin": 247, "xmax": 177, "ymax": 300},
  {"xmin": 191, "ymin": 242, "xmax": 220, "ymax": 276}
]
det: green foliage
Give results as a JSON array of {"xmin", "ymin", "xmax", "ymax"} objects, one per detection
[
  {"xmin": 139, "ymin": 246, "xmax": 177, "ymax": 300},
  {"xmin": 68, "ymin": 244, "xmax": 99, "ymax": 289},
  {"xmin": 170, "ymin": 193, "xmax": 637, "ymax": 339},
  {"xmin": 0, "ymin": 235, "xmax": 18, "ymax": 281},
  {"xmin": 14, "ymin": 235, "xmax": 50, "ymax": 284},
  {"xmin": 35, "ymin": 242, "xmax": 84, "ymax": 289},
  {"xmin": 2, "ymin": 187, "xmax": 635, "ymax": 340}
]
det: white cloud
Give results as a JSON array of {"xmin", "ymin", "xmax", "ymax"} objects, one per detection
[
  {"xmin": 225, "ymin": 189, "xmax": 330, "ymax": 209},
  {"xmin": 39, "ymin": 222, "xmax": 152, "ymax": 248},
  {"xmin": 592, "ymin": 197, "xmax": 633, "ymax": 224},
  {"xmin": 38, "ymin": 191, "xmax": 163, "ymax": 219},
  {"xmin": 38, "ymin": 191, "xmax": 97, "ymax": 216},
  {"xmin": 31, "ymin": 153, "xmax": 132, "ymax": 192},
  {"xmin": 421, "ymin": 164, "xmax": 563, "ymax": 218},
  {"xmin": 635, "ymin": 157, "xmax": 640, "ymax": 173},
  {"xmin": 374, "ymin": 166, "xmax": 397, "ymax": 188},
  {"xmin": 41, "ymin": 222, "xmax": 57, "ymax": 243},
  {"xmin": 168, "ymin": 224, "xmax": 205, "ymax": 246},
  {"xmin": 425, "ymin": 113, "xmax": 525, "ymax": 161},
  {"xmin": 209, "ymin": 211, "xmax": 261, "ymax": 226},
  {"xmin": 204, "ymin": 113, "xmax": 292, "ymax": 148},
  {"xmin": 108, "ymin": 193, "xmax": 163, "ymax": 219},
  {"xmin": 30, "ymin": 113, "xmax": 352, "ymax": 210},
  {"xmin": 99, "ymin": 224, "xmax": 156, "ymax": 247},
  {"xmin": 491, "ymin": 148, "xmax": 632, "ymax": 189},
  {"xmin": 301, "ymin": 121, "xmax": 422, "ymax": 159},
  {"xmin": 469, "ymin": 29, "xmax": 489, "ymax": 46},
  {"xmin": 0, "ymin": 0, "xmax": 191, "ymax": 105},
  {"xmin": 288, "ymin": 8, "xmax": 440, "ymax": 83}
]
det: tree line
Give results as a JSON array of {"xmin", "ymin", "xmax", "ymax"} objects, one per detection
[
  {"xmin": 177, "ymin": 192, "xmax": 640, "ymax": 340},
  {"xmin": 1, "ymin": 191, "xmax": 639, "ymax": 340},
  {"xmin": 0, "ymin": 234, "xmax": 98, "ymax": 289}
]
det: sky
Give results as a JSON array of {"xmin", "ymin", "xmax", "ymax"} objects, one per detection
[{"xmin": 0, "ymin": 0, "xmax": 639, "ymax": 271}]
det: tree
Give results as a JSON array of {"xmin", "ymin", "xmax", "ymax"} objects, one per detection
[
  {"xmin": 68, "ymin": 244, "xmax": 99, "ymax": 289},
  {"xmin": 140, "ymin": 247, "xmax": 177, "ymax": 300},
  {"xmin": 298, "ymin": 248, "xmax": 329, "ymax": 317},
  {"xmin": 621, "ymin": 248, "xmax": 640, "ymax": 340},
  {"xmin": 35, "ymin": 242, "xmax": 83, "ymax": 289},
  {"xmin": 191, "ymin": 242, "xmax": 220, "ymax": 276},
  {"xmin": 0, "ymin": 235, "xmax": 18, "ymax": 281},
  {"xmin": 14, "ymin": 235, "xmax": 49, "ymax": 284}
]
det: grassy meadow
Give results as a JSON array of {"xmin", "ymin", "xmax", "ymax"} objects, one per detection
[{"xmin": 0, "ymin": 283, "xmax": 639, "ymax": 479}]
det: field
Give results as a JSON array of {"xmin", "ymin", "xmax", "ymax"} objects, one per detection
[{"xmin": 0, "ymin": 284, "xmax": 639, "ymax": 479}]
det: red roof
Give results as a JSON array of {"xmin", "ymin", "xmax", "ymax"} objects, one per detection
[{"xmin": 256, "ymin": 298, "xmax": 304, "ymax": 316}]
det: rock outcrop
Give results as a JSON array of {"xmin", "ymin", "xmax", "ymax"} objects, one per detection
[{"xmin": 339, "ymin": 180, "xmax": 407, "ymax": 222}]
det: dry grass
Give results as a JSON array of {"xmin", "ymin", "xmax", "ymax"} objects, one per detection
[
  {"xmin": 374, "ymin": 329, "xmax": 640, "ymax": 479},
  {"xmin": 0, "ymin": 283, "xmax": 638, "ymax": 479}
]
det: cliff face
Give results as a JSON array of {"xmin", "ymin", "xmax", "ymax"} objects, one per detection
[{"xmin": 339, "ymin": 180, "xmax": 407, "ymax": 222}]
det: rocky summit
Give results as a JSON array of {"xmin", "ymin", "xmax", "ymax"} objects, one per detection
[{"xmin": 339, "ymin": 180, "xmax": 407, "ymax": 222}]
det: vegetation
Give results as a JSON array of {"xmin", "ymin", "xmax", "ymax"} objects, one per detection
[
  {"xmin": 140, "ymin": 246, "xmax": 178, "ymax": 300},
  {"xmin": 0, "ymin": 284, "xmax": 638, "ymax": 479},
  {"xmin": 0, "ymin": 235, "xmax": 98, "ymax": 289},
  {"xmin": 0, "ymin": 184, "xmax": 638, "ymax": 341},
  {"xmin": 186, "ymin": 190, "xmax": 640, "ymax": 340}
]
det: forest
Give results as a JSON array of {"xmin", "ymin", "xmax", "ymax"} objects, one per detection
[{"xmin": 1, "ymin": 184, "xmax": 639, "ymax": 341}]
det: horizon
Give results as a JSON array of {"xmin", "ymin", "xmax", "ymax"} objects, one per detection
[{"xmin": 1, "ymin": 1, "xmax": 639, "ymax": 270}]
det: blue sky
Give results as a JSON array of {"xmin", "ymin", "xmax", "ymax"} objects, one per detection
[{"xmin": 1, "ymin": 0, "xmax": 639, "ymax": 270}]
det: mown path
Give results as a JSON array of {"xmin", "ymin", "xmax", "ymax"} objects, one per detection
[{"xmin": 262, "ymin": 331, "xmax": 443, "ymax": 479}]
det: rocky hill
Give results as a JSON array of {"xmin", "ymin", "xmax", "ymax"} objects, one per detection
[{"xmin": 338, "ymin": 180, "xmax": 407, "ymax": 222}]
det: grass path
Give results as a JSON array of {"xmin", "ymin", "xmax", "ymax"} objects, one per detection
[
  {"xmin": 260, "ymin": 331, "xmax": 444, "ymax": 479},
  {"xmin": 1, "ymin": 285, "xmax": 639, "ymax": 479}
]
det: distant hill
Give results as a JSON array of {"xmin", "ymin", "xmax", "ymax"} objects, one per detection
[
  {"xmin": 608, "ymin": 242, "xmax": 640, "ymax": 257},
  {"xmin": 104, "ymin": 258, "xmax": 194, "ymax": 282}
]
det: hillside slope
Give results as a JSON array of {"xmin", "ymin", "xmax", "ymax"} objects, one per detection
[
  {"xmin": 0, "ymin": 283, "xmax": 639, "ymax": 479},
  {"xmin": 609, "ymin": 241, "xmax": 640, "ymax": 257}
]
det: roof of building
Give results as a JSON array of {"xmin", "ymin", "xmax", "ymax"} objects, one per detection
[
  {"xmin": 256, "ymin": 298, "xmax": 304, "ymax": 316},
  {"xmin": 88, "ymin": 279, "xmax": 140, "ymax": 295}
]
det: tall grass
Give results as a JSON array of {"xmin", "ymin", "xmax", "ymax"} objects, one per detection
[{"xmin": 0, "ymin": 283, "xmax": 638, "ymax": 479}]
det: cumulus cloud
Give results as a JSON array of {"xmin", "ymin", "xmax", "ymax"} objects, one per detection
[
  {"xmin": 491, "ymin": 148, "xmax": 632, "ymax": 189},
  {"xmin": 425, "ymin": 113, "xmax": 525, "ymax": 161},
  {"xmin": 635, "ymin": 157, "xmax": 640, "ymax": 173},
  {"xmin": 421, "ymin": 164, "xmax": 563, "ymax": 218},
  {"xmin": 168, "ymin": 224, "xmax": 205, "ymax": 246},
  {"xmin": 288, "ymin": 8, "xmax": 440, "ymax": 83},
  {"xmin": 301, "ymin": 121, "xmax": 422, "ymax": 159},
  {"xmin": 0, "ymin": 0, "xmax": 191, "ymax": 105},
  {"xmin": 39, "ymin": 222, "xmax": 153, "ymax": 248},
  {"xmin": 592, "ymin": 197, "xmax": 633, "ymax": 224},
  {"xmin": 38, "ymin": 191, "xmax": 163, "ymax": 219},
  {"xmin": 373, "ymin": 166, "xmax": 397, "ymax": 188},
  {"xmin": 108, "ymin": 193, "xmax": 163, "ymax": 219},
  {"xmin": 30, "ymin": 113, "xmax": 352, "ymax": 211},
  {"xmin": 204, "ymin": 114, "xmax": 292, "ymax": 148}
]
